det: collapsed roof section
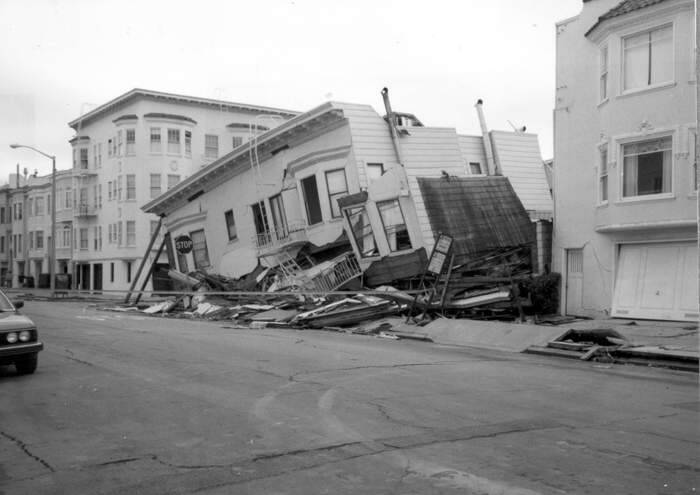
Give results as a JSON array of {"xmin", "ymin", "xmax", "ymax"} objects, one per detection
[{"xmin": 418, "ymin": 176, "xmax": 535, "ymax": 261}]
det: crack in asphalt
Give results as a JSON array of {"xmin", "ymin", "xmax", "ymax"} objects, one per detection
[
  {"xmin": 368, "ymin": 400, "xmax": 433, "ymax": 431},
  {"xmin": 0, "ymin": 431, "xmax": 55, "ymax": 472},
  {"xmin": 289, "ymin": 361, "xmax": 465, "ymax": 380}
]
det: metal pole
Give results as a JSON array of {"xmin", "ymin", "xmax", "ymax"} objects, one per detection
[{"xmin": 50, "ymin": 156, "xmax": 56, "ymax": 292}]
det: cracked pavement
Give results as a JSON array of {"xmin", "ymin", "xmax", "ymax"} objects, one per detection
[{"xmin": 0, "ymin": 301, "xmax": 697, "ymax": 494}]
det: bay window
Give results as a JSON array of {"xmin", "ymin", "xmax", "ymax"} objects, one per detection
[{"xmin": 622, "ymin": 136, "xmax": 672, "ymax": 198}]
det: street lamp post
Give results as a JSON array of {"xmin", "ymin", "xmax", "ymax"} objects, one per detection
[{"xmin": 9, "ymin": 144, "xmax": 57, "ymax": 293}]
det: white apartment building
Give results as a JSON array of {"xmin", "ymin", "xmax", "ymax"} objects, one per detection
[
  {"xmin": 554, "ymin": 0, "xmax": 697, "ymax": 321},
  {"xmin": 65, "ymin": 89, "xmax": 298, "ymax": 292}
]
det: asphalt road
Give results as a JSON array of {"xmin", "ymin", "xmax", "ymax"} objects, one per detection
[{"xmin": 1, "ymin": 300, "xmax": 698, "ymax": 494}]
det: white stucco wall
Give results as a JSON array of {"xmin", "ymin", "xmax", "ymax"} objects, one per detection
[{"xmin": 553, "ymin": 0, "xmax": 697, "ymax": 317}]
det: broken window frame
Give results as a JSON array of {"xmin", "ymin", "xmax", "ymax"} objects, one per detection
[
  {"xmin": 324, "ymin": 168, "xmax": 348, "ymax": 219},
  {"xmin": 344, "ymin": 204, "xmax": 378, "ymax": 258},
  {"xmin": 190, "ymin": 229, "xmax": 210, "ymax": 269},
  {"xmin": 376, "ymin": 198, "xmax": 412, "ymax": 253}
]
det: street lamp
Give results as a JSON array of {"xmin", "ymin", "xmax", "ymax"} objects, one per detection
[{"xmin": 9, "ymin": 144, "xmax": 57, "ymax": 293}]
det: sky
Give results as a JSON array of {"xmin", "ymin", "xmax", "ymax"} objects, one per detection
[{"xmin": 0, "ymin": 0, "xmax": 582, "ymax": 184}]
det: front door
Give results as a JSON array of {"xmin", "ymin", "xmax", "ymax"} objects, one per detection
[
  {"xmin": 93, "ymin": 263, "xmax": 103, "ymax": 292},
  {"xmin": 565, "ymin": 248, "xmax": 584, "ymax": 316},
  {"xmin": 80, "ymin": 264, "xmax": 90, "ymax": 291}
]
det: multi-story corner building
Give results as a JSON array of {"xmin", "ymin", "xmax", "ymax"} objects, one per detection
[
  {"xmin": 0, "ymin": 170, "xmax": 74, "ymax": 288},
  {"xmin": 554, "ymin": 0, "xmax": 697, "ymax": 321},
  {"xmin": 65, "ymin": 89, "xmax": 298, "ymax": 292}
]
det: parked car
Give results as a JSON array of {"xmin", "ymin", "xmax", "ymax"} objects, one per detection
[{"xmin": 0, "ymin": 290, "xmax": 42, "ymax": 374}]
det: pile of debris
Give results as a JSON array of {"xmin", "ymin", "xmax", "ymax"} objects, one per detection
[{"xmin": 115, "ymin": 241, "xmax": 557, "ymax": 330}]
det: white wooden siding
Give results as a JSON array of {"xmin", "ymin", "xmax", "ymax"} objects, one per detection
[
  {"xmin": 400, "ymin": 127, "xmax": 467, "ymax": 248},
  {"xmin": 457, "ymin": 135, "xmax": 487, "ymax": 173},
  {"xmin": 490, "ymin": 131, "xmax": 553, "ymax": 215},
  {"xmin": 337, "ymin": 103, "xmax": 399, "ymax": 190}
]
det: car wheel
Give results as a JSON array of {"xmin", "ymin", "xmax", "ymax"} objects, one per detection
[{"xmin": 15, "ymin": 353, "xmax": 38, "ymax": 375}]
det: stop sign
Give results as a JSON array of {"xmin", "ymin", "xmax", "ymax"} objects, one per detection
[{"xmin": 175, "ymin": 235, "xmax": 193, "ymax": 254}]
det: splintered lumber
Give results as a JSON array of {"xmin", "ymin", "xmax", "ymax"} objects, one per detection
[
  {"xmin": 298, "ymin": 301, "xmax": 398, "ymax": 328},
  {"xmin": 168, "ymin": 270, "xmax": 202, "ymax": 289},
  {"xmin": 444, "ymin": 290, "xmax": 511, "ymax": 309}
]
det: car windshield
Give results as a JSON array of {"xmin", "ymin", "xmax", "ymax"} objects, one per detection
[{"xmin": 0, "ymin": 291, "xmax": 16, "ymax": 311}]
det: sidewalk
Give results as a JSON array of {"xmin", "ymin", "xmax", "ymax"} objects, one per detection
[{"xmin": 390, "ymin": 316, "xmax": 699, "ymax": 367}]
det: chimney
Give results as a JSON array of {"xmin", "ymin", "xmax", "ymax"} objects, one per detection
[{"xmin": 475, "ymin": 99, "xmax": 498, "ymax": 175}]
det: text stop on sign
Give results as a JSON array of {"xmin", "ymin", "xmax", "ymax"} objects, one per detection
[{"xmin": 175, "ymin": 235, "xmax": 193, "ymax": 254}]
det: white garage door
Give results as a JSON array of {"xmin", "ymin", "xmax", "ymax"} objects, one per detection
[{"xmin": 612, "ymin": 242, "xmax": 699, "ymax": 321}]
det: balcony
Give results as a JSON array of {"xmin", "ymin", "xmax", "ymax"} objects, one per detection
[
  {"xmin": 253, "ymin": 223, "xmax": 308, "ymax": 255},
  {"xmin": 73, "ymin": 167, "xmax": 98, "ymax": 178},
  {"xmin": 74, "ymin": 204, "xmax": 98, "ymax": 217}
]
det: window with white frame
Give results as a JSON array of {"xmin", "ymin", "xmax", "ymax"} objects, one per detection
[
  {"xmin": 29, "ymin": 231, "xmax": 34, "ymax": 250},
  {"xmin": 167, "ymin": 174, "xmax": 180, "ymax": 189},
  {"xmin": 623, "ymin": 25, "xmax": 673, "ymax": 92},
  {"xmin": 126, "ymin": 129, "xmax": 135, "ymax": 155},
  {"xmin": 377, "ymin": 199, "xmax": 412, "ymax": 252},
  {"xmin": 80, "ymin": 148, "xmax": 89, "ymax": 169},
  {"xmin": 345, "ymin": 204, "xmax": 378, "ymax": 258},
  {"xmin": 325, "ymin": 169, "xmax": 348, "ymax": 218},
  {"xmin": 622, "ymin": 136, "xmax": 672, "ymax": 198},
  {"xmin": 117, "ymin": 130, "xmax": 123, "ymax": 156},
  {"xmin": 205, "ymin": 134, "xmax": 219, "ymax": 159},
  {"xmin": 599, "ymin": 145, "xmax": 608, "ymax": 203},
  {"xmin": 28, "ymin": 198, "xmax": 33, "ymax": 217},
  {"xmin": 126, "ymin": 174, "xmax": 136, "ymax": 200},
  {"xmin": 64, "ymin": 187, "xmax": 72, "ymax": 209},
  {"xmin": 167, "ymin": 128, "xmax": 180, "ymax": 154},
  {"xmin": 190, "ymin": 229, "xmax": 210, "ymax": 268},
  {"xmin": 98, "ymin": 143, "xmax": 102, "ymax": 167},
  {"xmin": 36, "ymin": 231, "xmax": 43, "ymax": 250},
  {"xmin": 80, "ymin": 228, "xmax": 88, "ymax": 250},
  {"xmin": 599, "ymin": 45, "xmax": 608, "ymax": 101},
  {"xmin": 126, "ymin": 221, "xmax": 136, "ymax": 246},
  {"xmin": 61, "ymin": 226, "xmax": 71, "ymax": 248},
  {"xmin": 150, "ymin": 128, "xmax": 162, "ymax": 152},
  {"xmin": 150, "ymin": 174, "xmax": 161, "ymax": 199},
  {"xmin": 117, "ymin": 221, "xmax": 123, "ymax": 245},
  {"xmin": 108, "ymin": 139, "xmax": 113, "ymax": 157},
  {"xmin": 232, "ymin": 136, "xmax": 243, "ymax": 149},
  {"xmin": 185, "ymin": 131, "xmax": 192, "ymax": 156},
  {"xmin": 117, "ymin": 176, "xmax": 123, "ymax": 200},
  {"xmin": 35, "ymin": 196, "xmax": 44, "ymax": 216},
  {"xmin": 469, "ymin": 162, "xmax": 483, "ymax": 175}
]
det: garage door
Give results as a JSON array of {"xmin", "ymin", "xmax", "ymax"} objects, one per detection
[{"xmin": 612, "ymin": 242, "xmax": 698, "ymax": 321}]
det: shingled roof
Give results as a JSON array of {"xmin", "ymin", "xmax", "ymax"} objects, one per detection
[
  {"xmin": 418, "ymin": 176, "xmax": 535, "ymax": 261},
  {"xmin": 586, "ymin": 0, "xmax": 668, "ymax": 36}
]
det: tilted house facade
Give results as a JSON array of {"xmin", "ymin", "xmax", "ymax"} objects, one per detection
[
  {"xmin": 143, "ymin": 98, "xmax": 552, "ymax": 289},
  {"xmin": 554, "ymin": 0, "xmax": 697, "ymax": 321}
]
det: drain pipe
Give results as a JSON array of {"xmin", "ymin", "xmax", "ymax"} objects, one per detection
[
  {"xmin": 381, "ymin": 87, "xmax": 404, "ymax": 166},
  {"xmin": 475, "ymin": 99, "xmax": 498, "ymax": 175}
]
